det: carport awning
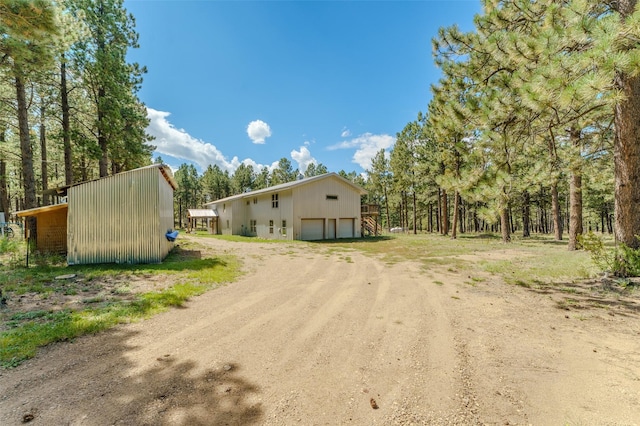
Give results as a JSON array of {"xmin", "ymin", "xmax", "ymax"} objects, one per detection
[
  {"xmin": 16, "ymin": 203, "xmax": 68, "ymax": 217},
  {"xmin": 187, "ymin": 209, "xmax": 217, "ymax": 219}
]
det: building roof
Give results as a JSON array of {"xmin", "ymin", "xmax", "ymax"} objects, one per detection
[
  {"xmin": 16, "ymin": 203, "xmax": 68, "ymax": 217},
  {"xmin": 187, "ymin": 209, "xmax": 217, "ymax": 218},
  {"xmin": 41, "ymin": 164, "xmax": 178, "ymax": 197},
  {"xmin": 204, "ymin": 172, "xmax": 367, "ymax": 206}
]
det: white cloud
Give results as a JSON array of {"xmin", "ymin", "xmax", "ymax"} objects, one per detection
[
  {"xmin": 341, "ymin": 127, "xmax": 351, "ymax": 138},
  {"xmin": 247, "ymin": 120, "xmax": 272, "ymax": 144},
  {"xmin": 327, "ymin": 133, "xmax": 395, "ymax": 170},
  {"xmin": 146, "ymin": 108, "xmax": 255, "ymax": 173},
  {"xmin": 291, "ymin": 146, "xmax": 316, "ymax": 173}
]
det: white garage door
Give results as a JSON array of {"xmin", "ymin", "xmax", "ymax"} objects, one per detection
[
  {"xmin": 338, "ymin": 218, "xmax": 354, "ymax": 238},
  {"xmin": 301, "ymin": 219, "xmax": 324, "ymax": 240}
]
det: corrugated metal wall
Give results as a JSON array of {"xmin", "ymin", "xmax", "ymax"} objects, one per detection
[
  {"xmin": 157, "ymin": 173, "xmax": 175, "ymax": 259},
  {"xmin": 67, "ymin": 166, "xmax": 174, "ymax": 265}
]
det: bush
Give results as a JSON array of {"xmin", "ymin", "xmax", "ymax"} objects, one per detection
[
  {"xmin": 579, "ymin": 232, "xmax": 640, "ymax": 277},
  {"xmin": 615, "ymin": 243, "xmax": 640, "ymax": 277},
  {"xmin": 0, "ymin": 237, "xmax": 20, "ymax": 255}
]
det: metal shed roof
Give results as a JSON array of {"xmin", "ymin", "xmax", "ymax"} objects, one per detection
[{"xmin": 40, "ymin": 164, "xmax": 178, "ymax": 197}]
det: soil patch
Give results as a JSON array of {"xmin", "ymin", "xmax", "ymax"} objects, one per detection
[{"xmin": 1, "ymin": 235, "xmax": 639, "ymax": 425}]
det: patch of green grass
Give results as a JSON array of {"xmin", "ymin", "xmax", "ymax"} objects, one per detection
[
  {"xmin": 0, "ymin": 252, "xmax": 241, "ymax": 369},
  {"xmin": 321, "ymin": 232, "xmax": 597, "ymax": 287},
  {"xmin": 0, "ymin": 237, "xmax": 21, "ymax": 255},
  {"xmin": 433, "ymin": 280, "xmax": 444, "ymax": 286},
  {"xmin": 190, "ymin": 232, "xmax": 302, "ymax": 244},
  {"xmin": 82, "ymin": 295, "xmax": 107, "ymax": 304},
  {"xmin": 478, "ymin": 245, "xmax": 595, "ymax": 286}
]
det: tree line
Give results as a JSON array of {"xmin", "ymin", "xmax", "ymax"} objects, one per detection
[
  {"xmin": 367, "ymin": 0, "xmax": 639, "ymax": 252},
  {"xmin": 3, "ymin": 0, "xmax": 639, "ymax": 255},
  {"xmin": 0, "ymin": 0, "xmax": 152, "ymax": 231}
]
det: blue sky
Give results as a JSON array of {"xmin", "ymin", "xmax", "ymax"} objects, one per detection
[{"xmin": 124, "ymin": 0, "xmax": 482, "ymax": 176}]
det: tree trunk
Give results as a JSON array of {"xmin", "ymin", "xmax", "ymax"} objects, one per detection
[
  {"xmin": 613, "ymin": 0, "xmax": 640, "ymax": 248},
  {"xmin": 460, "ymin": 199, "xmax": 466, "ymax": 234},
  {"xmin": 16, "ymin": 74, "xmax": 37, "ymax": 237},
  {"xmin": 441, "ymin": 188, "xmax": 449, "ymax": 235},
  {"xmin": 509, "ymin": 205, "xmax": 515, "ymax": 234},
  {"xmin": 522, "ymin": 190, "xmax": 531, "ymax": 237},
  {"xmin": 98, "ymin": 87, "xmax": 109, "ymax": 177},
  {"xmin": 551, "ymin": 182, "xmax": 562, "ymax": 240},
  {"xmin": 0, "ymin": 159, "xmax": 8, "ymax": 218},
  {"xmin": 0, "ymin": 129, "xmax": 10, "ymax": 217},
  {"xmin": 614, "ymin": 75, "xmax": 640, "ymax": 247},
  {"xmin": 384, "ymin": 184, "xmax": 391, "ymax": 232},
  {"xmin": 451, "ymin": 191, "xmax": 459, "ymax": 239},
  {"xmin": 40, "ymin": 104, "xmax": 49, "ymax": 206},
  {"xmin": 436, "ymin": 189, "xmax": 441, "ymax": 233},
  {"xmin": 500, "ymin": 206, "xmax": 511, "ymax": 243},
  {"xmin": 404, "ymin": 192, "xmax": 409, "ymax": 231},
  {"xmin": 412, "ymin": 191, "xmax": 417, "ymax": 234},
  {"xmin": 61, "ymin": 59, "xmax": 73, "ymax": 185},
  {"xmin": 568, "ymin": 128, "xmax": 584, "ymax": 251}
]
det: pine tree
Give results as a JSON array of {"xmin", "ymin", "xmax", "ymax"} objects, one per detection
[
  {"xmin": 0, "ymin": 0, "xmax": 58, "ymax": 222},
  {"xmin": 367, "ymin": 149, "xmax": 392, "ymax": 231},
  {"xmin": 68, "ymin": 0, "xmax": 151, "ymax": 177}
]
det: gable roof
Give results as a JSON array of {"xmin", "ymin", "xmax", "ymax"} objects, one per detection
[{"xmin": 204, "ymin": 172, "xmax": 366, "ymax": 206}]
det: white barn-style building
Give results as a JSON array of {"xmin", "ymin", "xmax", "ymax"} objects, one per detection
[{"xmin": 204, "ymin": 172, "xmax": 367, "ymax": 241}]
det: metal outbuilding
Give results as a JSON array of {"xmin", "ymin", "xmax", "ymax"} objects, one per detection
[{"xmin": 17, "ymin": 164, "xmax": 178, "ymax": 265}]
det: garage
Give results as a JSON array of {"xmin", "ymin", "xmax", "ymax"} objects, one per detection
[
  {"xmin": 338, "ymin": 218, "xmax": 355, "ymax": 238},
  {"xmin": 301, "ymin": 219, "xmax": 324, "ymax": 240}
]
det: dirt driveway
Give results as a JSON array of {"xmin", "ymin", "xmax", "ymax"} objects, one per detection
[{"xmin": 1, "ymin": 235, "xmax": 639, "ymax": 425}]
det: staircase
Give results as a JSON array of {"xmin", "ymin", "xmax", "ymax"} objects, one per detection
[{"xmin": 362, "ymin": 215, "xmax": 383, "ymax": 236}]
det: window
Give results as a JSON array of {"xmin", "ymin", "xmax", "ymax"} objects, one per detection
[
  {"xmin": 282, "ymin": 220, "xmax": 287, "ymax": 236},
  {"xmin": 269, "ymin": 220, "xmax": 274, "ymax": 234},
  {"xmin": 223, "ymin": 203, "xmax": 226, "ymax": 212},
  {"xmin": 326, "ymin": 195, "xmax": 338, "ymax": 200},
  {"xmin": 246, "ymin": 200, "xmax": 250, "ymax": 205},
  {"xmin": 272, "ymin": 193, "xmax": 279, "ymax": 208},
  {"xmin": 250, "ymin": 220, "xmax": 257, "ymax": 233},
  {"xmin": 253, "ymin": 197, "xmax": 258, "ymax": 204},
  {"xmin": 226, "ymin": 220, "xmax": 229, "ymax": 229}
]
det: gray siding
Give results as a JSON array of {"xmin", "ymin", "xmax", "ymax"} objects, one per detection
[{"xmin": 67, "ymin": 166, "xmax": 174, "ymax": 265}]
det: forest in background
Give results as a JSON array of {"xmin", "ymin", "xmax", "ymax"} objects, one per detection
[
  {"xmin": 3, "ymin": 1, "xmax": 640, "ymax": 264},
  {"xmin": 0, "ymin": 0, "xmax": 152, "ymax": 224}
]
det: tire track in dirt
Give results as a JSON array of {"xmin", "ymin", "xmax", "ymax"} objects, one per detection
[{"xmin": 3, "ymin": 236, "xmax": 639, "ymax": 425}]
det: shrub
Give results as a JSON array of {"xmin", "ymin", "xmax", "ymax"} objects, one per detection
[{"xmin": 579, "ymin": 232, "xmax": 640, "ymax": 278}]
